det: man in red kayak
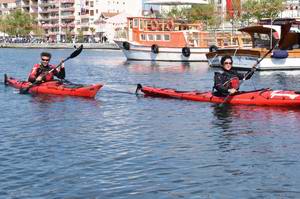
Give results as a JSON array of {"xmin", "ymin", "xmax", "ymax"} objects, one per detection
[
  {"xmin": 28, "ymin": 52, "xmax": 65, "ymax": 83},
  {"xmin": 213, "ymin": 55, "xmax": 255, "ymax": 96}
]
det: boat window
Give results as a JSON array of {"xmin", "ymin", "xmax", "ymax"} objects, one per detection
[
  {"xmin": 140, "ymin": 34, "xmax": 146, "ymax": 41},
  {"xmin": 140, "ymin": 20, "xmax": 144, "ymax": 30},
  {"xmin": 129, "ymin": 19, "xmax": 133, "ymax": 29},
  {"xmin": 253, "ymin": 33, "xmax": 271, "ymax": 48},
  {"xmin": 133, "ymin": 19, "xmax": 138, "ymax": 28},
  {"xmin": 164, "ymin": 34, "xmax": 170, "ymax": 41},
  {"xmin": 156, "ymin": 34, "xmax": 162, "ymax": 41},
  {"xmin": 148, "ymin": 34, "xmax": 154, "ymax": 41}
]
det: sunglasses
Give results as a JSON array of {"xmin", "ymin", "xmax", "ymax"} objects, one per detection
[
  {"xmin": 224, "ymin": 62, "xmax": 232, "ymax": 65},
  {"xmin": 42, "ymin": 58, "xmax": 50, "ymax": 61}
]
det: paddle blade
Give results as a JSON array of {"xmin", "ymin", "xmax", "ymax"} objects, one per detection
[
  {"xmin": 69, "ymin": 44, "xmax": 83, "ymax": 59},
  {"xmin": 4, "ymin": 74, "xmax": 8, "ymax": 85}
]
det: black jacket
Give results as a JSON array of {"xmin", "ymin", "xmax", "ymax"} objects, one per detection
[{"xmin": 213, "ymin": 68, "xmax": 254, "ymax": 96}]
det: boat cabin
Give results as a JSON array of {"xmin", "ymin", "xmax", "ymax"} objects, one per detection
[
  {"xmin": 125, "ymin": 16, "xmax": 210, "ymax": 48},
  {"xmin": 240, "ymin": 18, "xmax": 300, "ymax": 50}
]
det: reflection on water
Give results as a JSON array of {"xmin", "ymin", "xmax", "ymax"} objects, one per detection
[
  {"xmin": 124, "ymin": 60, "xmax": 209, "ymax": 74},
  {"xmin": 259, "ymin": 70, "xmax": 300, "ymax": 76},
  {"xmin": 211, "ymin": 104, "xmax": 234, "ymax": 131},
  {"xmin": 29, "ymin": 93, "xmax": 102, "ymax": 107},
  {"xmin": 212, "ymin": 103, "xmax": 300, "ymax": 128},
  {"xmin": 258, "ymin": 71, "xmax": 300, "ymax": 88}
]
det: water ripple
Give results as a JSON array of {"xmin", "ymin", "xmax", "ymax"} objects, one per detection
[{"xmin": 1, "ymin": 49, "xmax": 300, "ymax": 198}]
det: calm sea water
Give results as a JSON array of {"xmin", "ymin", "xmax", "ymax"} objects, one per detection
[{"xmin": 1, "ymin": 48, "xmax": 300, "ymax": 199}]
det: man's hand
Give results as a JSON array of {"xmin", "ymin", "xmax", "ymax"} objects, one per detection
[
  {"xmin": 228, "ymin": 88, "xmax": 237, "ymax": 95},
  {"xmin": 36, "ymin": 75, "xmax": 43, "ymax": 82}
]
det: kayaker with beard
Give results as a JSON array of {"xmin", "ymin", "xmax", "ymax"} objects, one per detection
[
  {"xmin": 213, "ymin": 55, "xmax": 255, "ymax": 96},
  {"xmin": 28, "ymin": 52, "xmax": 65, "ymax": 83}
]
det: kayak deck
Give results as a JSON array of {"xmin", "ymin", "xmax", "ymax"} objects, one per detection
[
  {"xmin": 4, "ymin": 74, "xmax": 103, "ymax": 98},
  {"xmin": 137, "ymin": 84, "xmax": 300, "ymax": 107}
]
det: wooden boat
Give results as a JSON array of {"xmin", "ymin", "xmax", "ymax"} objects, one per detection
[
  {"xmin": 114, "ymin": 16, "xmax": 209, "ymax": 62},
  {"xmin": 114, "ymin": 16, "xmax": 248, "ymax": 62},
  {"xmin": 206, "ymin": 18, "xmax": 300, "ymax": 71}
]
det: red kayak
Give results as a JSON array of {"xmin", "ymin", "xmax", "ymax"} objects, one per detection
[
  {"xmin": 4, "ymin": 74, "xmax": 103, "ymax": 98},
  {"xmin": 136, "ymin": 84, "xmax": 300, "ymax": 107}
]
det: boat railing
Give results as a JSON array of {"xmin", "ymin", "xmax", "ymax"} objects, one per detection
[
  {"xmin": 138, "ymin": 18, "xmax": 203, "ymax": 32},
  {"xmin": 205, "ymin": 32, "xmax": 252, "ymax": 48}
]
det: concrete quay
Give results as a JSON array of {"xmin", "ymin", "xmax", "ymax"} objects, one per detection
[{"xmin": 0, "ymin": 42, "xmax": 120, "ymax": 49}]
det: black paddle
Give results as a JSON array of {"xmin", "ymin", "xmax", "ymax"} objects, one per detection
[
  {"xmin": 20, "ymin": 45, "xmax": 83, "ymax": 94},
  {"xmin": 219, "ymin": 22, "xmax": 292, "ymax": 106}
]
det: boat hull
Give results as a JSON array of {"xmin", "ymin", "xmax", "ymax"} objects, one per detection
[
  {"xmin": 4, "ymin": 75, "xmax": 103, "ymax": 98},
  {"xmin": 206, "ymin": 49, "xmax": 300, "ymax": 70},
  {"xmin": 115, "ymin": 40, "xmax": 208, "ymax": 62},
  {"xmin": 138, "ymin": 84, "xmax": 300, "ymax": 107}
]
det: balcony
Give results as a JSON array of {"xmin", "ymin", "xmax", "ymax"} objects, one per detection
[
  {"xmin": 83, "ymin": 31, "xmax": 91, "ymax": 35},
  {"xmin": 41, "ymin": 24, "xmax": 52, "ymax": 28},
  {"xmin": 48, "ymin": 8, "xmax": 59, "ymax": 12},
  {"xmin": 80, "ymin": 14, "xmax": 90, "ymax": 19},
  {"xmin": 60, "ymin": 30, "xmax": 75, "ymax": 35},
  {"xmin": 49, "ymin": 16, "xmax": 59, "ymax": 20},
  {"xmin": 61, "ymin": 7, "xmax": 74, "ymax": 12},
  {"xmin": 30, "ymin": 7, "xmax": 38, "ymax": 13},
  {"xmin": 60, "ymin": 23, "xmax": 75, "ymax": 28},
  {"xmin": 46, "ymin": 0, "xmax": 58, "ymax": 5},
  {"xmin": 21, "ymin": 3, "xmax": 29, "ymax": 8},
  {"xmin": 39, "ymin": 9, "xmax": 50, "ymax": 13},
  {"xmin": 61, "ymin": 15, "xmax": 75, "ymax": 19},
  {"xmin": 61, "ymin": 0, "xmax": 74, "ymax": 3},
  {"xmin": 39, "ymin": 18, "xmax": 50, "ymax": 22}
]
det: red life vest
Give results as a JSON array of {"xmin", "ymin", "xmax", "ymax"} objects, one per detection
[
  {"xmin": 28, "ymin": 63, "xmax": 56, "ymax": 82},
  {"xmin": 230, "ymin": 77, "xmax": 240, "ymax": 89}
]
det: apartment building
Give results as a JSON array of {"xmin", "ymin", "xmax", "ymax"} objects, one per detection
[
  {"xmin": 11, "ymin": 0, "xmax": 142, "ymax": 42},
  {"xmin": 0, "ymin": 0, "xmax": 16, "ymax": 15},
  {"xmin": 281, "ymin": 0, "xmax": 300, "ymax": 18}
]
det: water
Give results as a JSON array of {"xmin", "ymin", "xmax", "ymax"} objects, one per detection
[{"xmin": 1, "ymin": 48, "xmax": 300, "ymax": 198}]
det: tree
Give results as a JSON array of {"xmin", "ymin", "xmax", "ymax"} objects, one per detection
[
  {"xmin": 189, "ymin": 4, "xmax": 220, "ymax": 30},
  {"xmin": 65, "ymin": 28, "xmax": 73, "ymax": 43},
  {"xmin": 4, "ymin": 9, "xmax": 36, "ymax": 37},
  {"xmin": 242, "ymin": 0, "xmax": 285, "ymax": 22},
  {"xmin": 77, "ymin": 29, "xmax": 84, "ymax": 43},
  {"xmin": 90, "ymin": 27, "xmax": 95, "ymax": 42},
  {"xmin": 162, "ymin": 6, "xmax": 190, "ymax": 20},
  {"xmin": 162, "ymin": 4, "xmax": 220, "ymax": 30}
]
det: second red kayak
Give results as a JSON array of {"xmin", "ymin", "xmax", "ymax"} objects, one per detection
[
  {"xmin": 136, "ymin": 84, "xmax": 300, "ymax": 107},
  {"xmin": 4, "ymin": 74, "xmax": 103, "ymax": 98}
]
